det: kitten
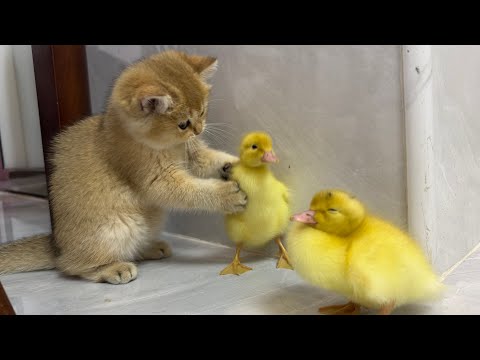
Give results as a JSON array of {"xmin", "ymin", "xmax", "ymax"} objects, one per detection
[{"xmin": 0, "ymin": 50, "xmax": 247, "ymax": 284}]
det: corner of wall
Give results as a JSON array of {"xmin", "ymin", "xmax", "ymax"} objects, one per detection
[{"xmin": 402, "ymin": 45, "xmax": 436, "ymax": 262}]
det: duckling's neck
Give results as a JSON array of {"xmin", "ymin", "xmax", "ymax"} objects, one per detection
[
  {"xmin": 338, "ymin": 216, "xmax": 367, "ymax": 236},
  {"xmin": 317, "ymin": 216, "xmax": 367, "ymax": 237},
  {"xmin": 342, "ymin": 216, "xmax": 368, "ymax": 237},
  {"xmin": 240, "ymin": 164, "xmax": 270, "ymax": 174}
]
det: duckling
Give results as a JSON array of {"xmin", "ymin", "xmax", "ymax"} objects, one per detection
[
  {"xmin": 287, "ymin": 190, "xmax": 443, "ymax": 315},
  {"xmin": 220, "ymin": 131, "xmax": 292, "ymax": 276}
]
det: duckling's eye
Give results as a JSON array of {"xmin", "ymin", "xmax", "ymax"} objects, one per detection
[
  {"xmin": 327, "ymin": 208, "xmax": 339, "ymax": 214},
  {"xmin": 252, "ymin": 144, "xmax": 258, "ymax": 149},
  {"xmin": 178, "ymin": 120, "xmax": 191, "ymax": 130}
]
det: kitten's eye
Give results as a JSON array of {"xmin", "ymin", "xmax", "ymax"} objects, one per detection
[
  {"xmin": 200, "ymin": 109, "xmax": 205, "ymax": 116},
  {"xmin": 252, "ymin": 144, "xmax": 258, "ymax": 149},
  {"xmin": 327, "ymin": 208, "xmax": 338, "ymax": 213},
  {"xmin": 178, "ymin": 120, "xmax": 191, "ymax": 130}
]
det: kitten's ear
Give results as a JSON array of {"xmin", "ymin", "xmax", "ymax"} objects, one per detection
[
  {"xmin": 140, "ymin": 95, "xmax": 172, "ymax": 114},
  {"xmin": 184, "ymin": 55, "xmax": 218, "ymax": 80}
]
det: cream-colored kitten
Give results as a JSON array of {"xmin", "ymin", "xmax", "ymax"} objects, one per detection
[{"xmin": 0, "ymin": 50, "xmax": 247, "ymax": 284}]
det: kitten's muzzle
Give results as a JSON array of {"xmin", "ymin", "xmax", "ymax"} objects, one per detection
[{"xmin": 193, "ymin": 124, "xmax": 203, "ymax": 135}]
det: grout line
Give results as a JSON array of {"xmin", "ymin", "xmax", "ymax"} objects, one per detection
[
  {"xmin": 162, "ymin": 231, "xmax": 233, "ymax": 250},
  {"xmin": 440, "ymin": 241, "xmax": 480, "ymax": 281},
  {"xmin": 0, "ymin": 190, "xmax": 47, "ymax": 200},
  {"xmin": 0, "ymin": 190, "xmax": 48, "ymax": 202}
]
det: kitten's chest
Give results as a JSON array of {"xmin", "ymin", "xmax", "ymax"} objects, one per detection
[
  {"xmin": 156, "ymin": 144, "xmax": 188, "ymax": 168},
  {"xmin": 173, "ymin": 144, "xmax": 188, "ymax": 162}
]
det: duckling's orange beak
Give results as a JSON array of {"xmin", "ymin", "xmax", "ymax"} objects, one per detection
[
  {"xmin": 290, "ymin": 210, "xmax": 317, "ymax": 224},
  {"xmin": 261, "ymin": 151, "xmax": 279, "ymax": 163}
]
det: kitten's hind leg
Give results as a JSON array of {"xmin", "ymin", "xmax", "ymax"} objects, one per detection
[
  {"xmin": 138, "ymin": 240, "xmax": 172, "ymax": 260},
  {"xmin": 80, "ymin": 262, "xmax": 138, "ymax": 285}
]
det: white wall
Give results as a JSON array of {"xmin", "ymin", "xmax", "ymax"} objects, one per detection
[
  {"xmin": 431, "ymin": 46, "xmax": 480, "ymax": 271},
  {"xmin": 0, "ymin": 45, "xmax": 44, "ymax": 170},
  {"xmin": 87, "ymin": 45, "xmax": 407, "ymax": 256},
  {"xmin": 12, "ymin": 45, "xmax": 44, "ymax": 169},
  {"xmin": 0, "ymin": 45, "xmax": 26, "ymax": 169}
]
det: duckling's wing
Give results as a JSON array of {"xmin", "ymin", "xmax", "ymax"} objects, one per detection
[
  {"xmin": 347, "ymin": 229, "xmax": 442, "ymax": 307},
  {"xmin": 281, "ymin": 184, "xmax": 290, "ymax": 205}
]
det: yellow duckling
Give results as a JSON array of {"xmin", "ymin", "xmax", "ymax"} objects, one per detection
[
  {"xmin": 288, "ymin": 189, "xmax": 444, "ymax": 315},
  {"xmin": 220, "ymin": 131, "xmax": 292, "ymax": 276}
]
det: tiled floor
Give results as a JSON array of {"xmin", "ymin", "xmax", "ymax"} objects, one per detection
[
  {"xmin": 0, "ymin": 192, "xmax": 51, "ymax": 245},
  {"xmin": 0, "ymin": 189, "xmax": 479, "ymax": 315}
]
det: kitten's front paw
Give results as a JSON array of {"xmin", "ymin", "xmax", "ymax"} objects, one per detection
[
  {"xmin": 219, "ymin": 181, "xmax": 248, "ymax": 214},
  {"xmin": 219, "ymin": 155, "xmax": 239, "ymax": 180},
  {"xmin": 141, "ymin": 241, "xmax": 172, "ymax": 260},
  {"xmin": 102, "ymin": 262, "xmax": 138, "ymax": 285}
]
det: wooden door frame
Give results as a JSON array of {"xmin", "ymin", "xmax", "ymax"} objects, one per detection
[
  {"xmin": 31, "ymin": 45, "xmax": 92, "ymax": 230},
  {"xmin": 32, "ymin": 45, "xmax": 92, "ymax": 175},
  {"xmin": 0, "ymin": 282, "xmax": 15, "ymax": 315},
  {"xmin": 0, "ymin": 150, "xmax": 7, "ymax": 181}
]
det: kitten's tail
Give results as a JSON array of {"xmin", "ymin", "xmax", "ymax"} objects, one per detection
[{"xmin": 0, "ymin": 234, "xmax": 55, "ymax": 275}]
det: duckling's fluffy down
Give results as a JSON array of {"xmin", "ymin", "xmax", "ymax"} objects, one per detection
[{"xmin": 288, "ymin": 218, "xmax": 444, "ymax": 310}]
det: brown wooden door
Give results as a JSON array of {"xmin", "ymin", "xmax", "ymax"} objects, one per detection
[
  {"xmin": 0, "ymin": 282, "xmax": 15, "ymax": 315},
  {"xmin": 31, "ymin": 45, "xmax": 92, "ymax": 231},
  {"xmin": 32, "ymin": 45, "xmax": 92, "ymax": 164}
]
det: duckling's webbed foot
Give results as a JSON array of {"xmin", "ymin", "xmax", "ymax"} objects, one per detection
[
  {"xmin": 219, "ymin": 261, "xmax": 252, "ymax": 276},
  {"xmin": 378, "ymin": 301, "xmax": 395, "ymax": 315},
  {"xmin": 219, "ymin": 245, "xmax": 252, "ymax": 276},
  {"xmin": 275, "ymin": 238, "xmax": 294, "ymax": 270},
  {"xmin": 318, "ymin": 302, "xmax": 361, "ymax": 315}
]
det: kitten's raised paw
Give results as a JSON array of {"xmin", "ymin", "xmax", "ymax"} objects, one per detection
[
  {"xmin": 97, "ymin": 262, "xmax": 138, "ymax": 285},
  {"xmin": 142, "ymin": 241, "xmax": 172, "ymax": 260},
  {"xmin": 219, "ymin": 181, "xmax": 248, "ymax": 214}
]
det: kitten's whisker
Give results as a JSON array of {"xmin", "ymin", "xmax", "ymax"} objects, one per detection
[
  {"xmin": 204, "ymin": 127, "xmax": 230, "ymax": 141},
  {"xmin": 191, "ymin": 139, "xmax": 201, "ymax": 154},
  {"xmin": 206, "ymin": 127, "xmax": 234, "ymax": 136},
  {"xmin": 203, "ymin": 130, "xmax": 229, "ymax": 147},
  {"xmin": 205, "ymin": 123, "xmax": 235, "ymax": 133},
  {"xmin": 205, "ymin": 129, "xmax": 234, "ymax": 142},
  {"xmin": 206, "ymin": 136, "xmax": 229, "ymax": 146},
  {"xmin": 206, "ymin": 129, "xmax": 235, "ymax": 137},
  {"xmin": 205, "ymin": 124, "xmax": 236, "ymax": 133},
  {"xmin": 207, "ymin": 122, "xmax": 235, "ymax": 126},
  {"xmin": 186, "ymin": 139, "xmax": 193, "ymax": 156},
  {"xmin": 206, "ymin": 122, "xmax": 235, "ymax": 129},
  {"xmin": 207, "ymin": 138, "xmax": 228, "ymax": 147},
  {"xmin": 187, "ymin": 139, "xmax": 198, "ymax": 154}
]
